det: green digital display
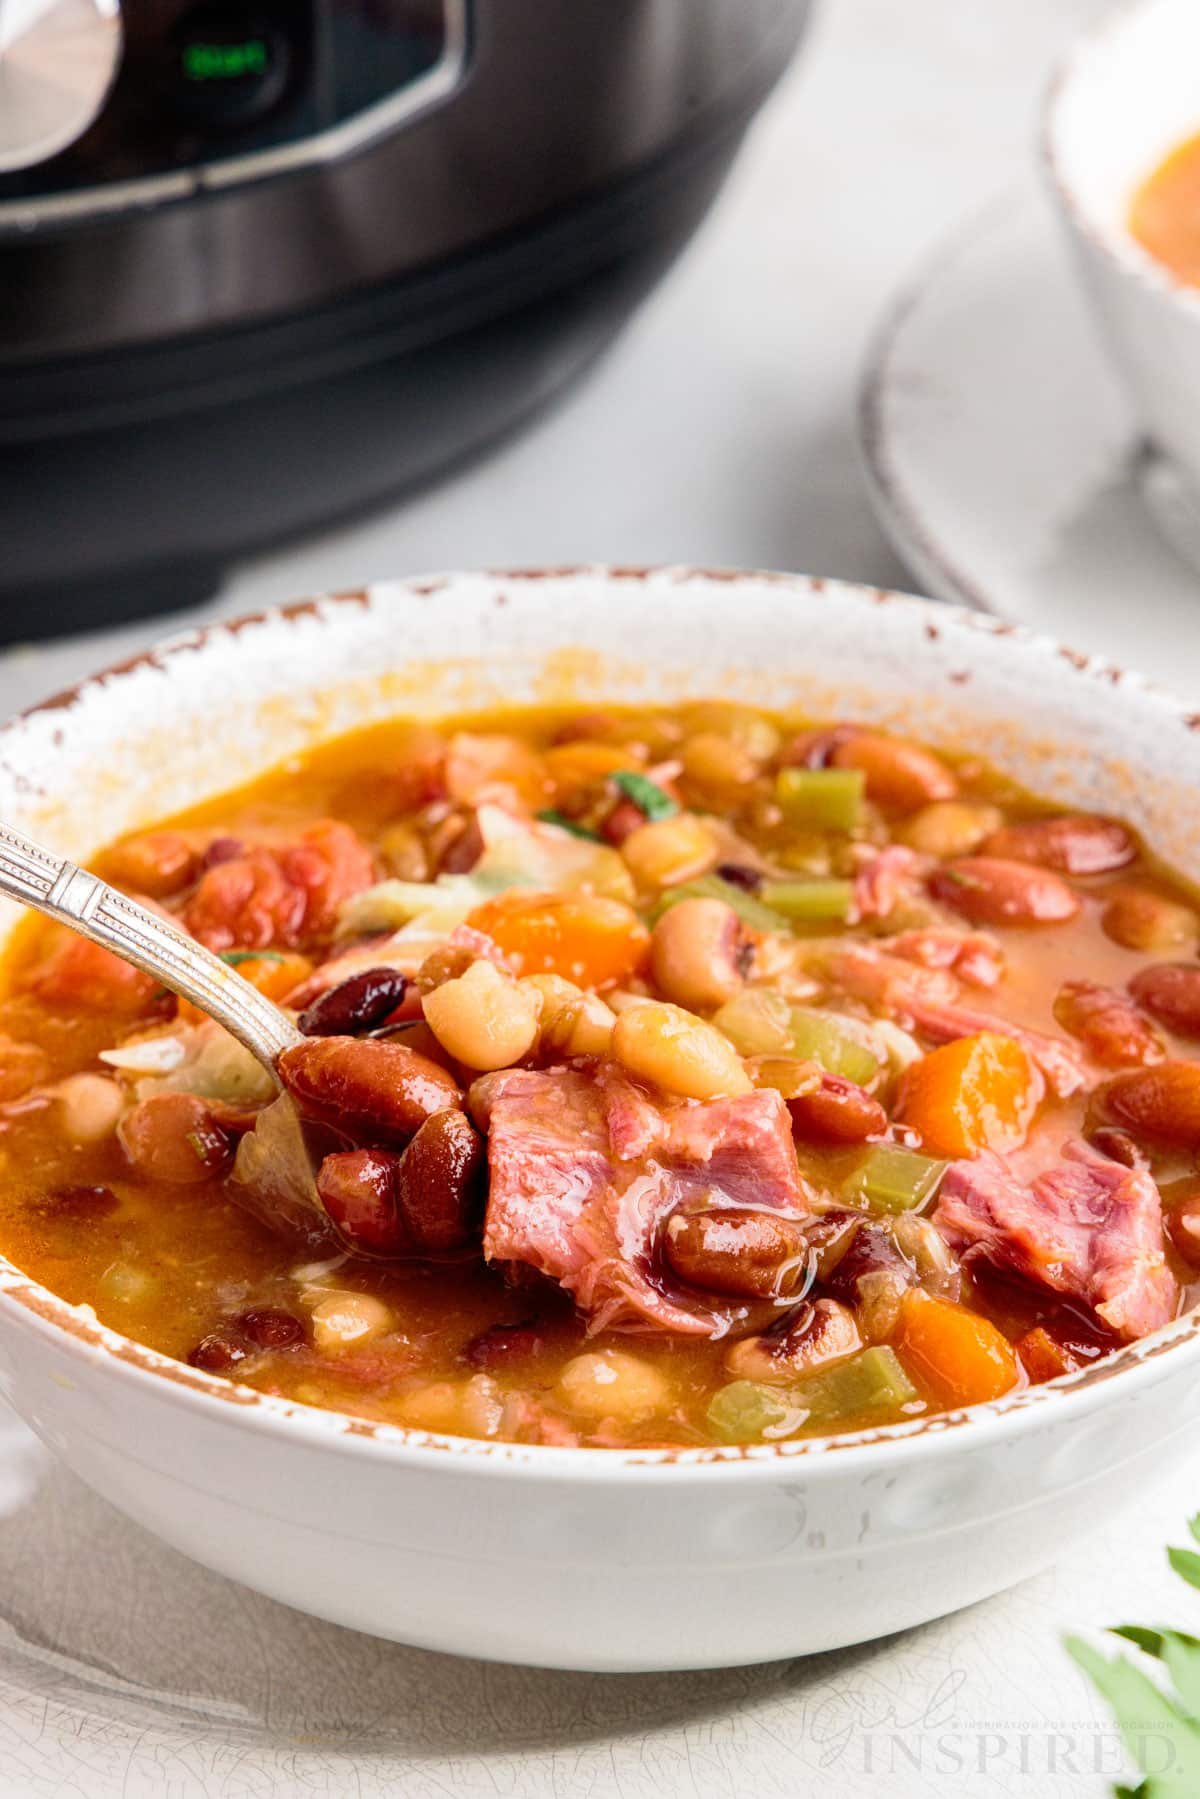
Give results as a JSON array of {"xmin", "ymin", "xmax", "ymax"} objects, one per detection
[{"xmin": 182, "ymin": 39, "xmax": 270, "ymax": 83}]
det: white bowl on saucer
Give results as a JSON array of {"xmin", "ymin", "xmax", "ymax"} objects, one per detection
[
  {"xmin": 1, "ymin": 567, "xmax": 1200, "ymax": 1673},
  {"xmin": 1045, "ymin": 0, "xmax": 1200, "ymax": 500}
]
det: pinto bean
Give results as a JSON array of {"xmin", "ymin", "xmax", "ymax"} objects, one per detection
[
  {"xmin": 650, "ymin": 898, "xmax": 745, "ymax": 1012},
  {"xmin": 723, "ymin": 1298, "xmax": 861, "ymax": 1383},
  {"xmin": 787, "ymin": 1073, "xmax": 887, "ymax": 1143},
  {"xmin": 277, "ymin": 1036, "xmax": 462, "ymax": 1146},
  {"xmin": 1086, "ymin": 1124, "xmax": 1146, "ymax": 1169},
  {"xmin": 1053, "ymin": 980, "xmax": 1163, "ymax": 1068},
  {"xmin": 830, "ymin": 732, "xmax": 958, "ymax": 810},
  {"xmin": 930, "ymin": 857, "xmax": 1080, "ymax": 926},
  {"xmin": 118, "ymin": 1093, "xmax": 234, "ymax": 1184},
  {"xmin": 317, "ymin": 1110, "xmax": 483, "ymax": 1255},
  {"xmin": 662, "ymin": 1209, "xmax": 810, "ymax": 1299},
  {"xmin": 980, "ymin": 814, "xmax": 1136, "ymax": 876},
  {"xmin": 394, "ymin": 1108, "xmax": 485, "ymax": 1253},
  {"xmin": 1102, "ymin": 886, "xmax": 1198, "ymax": 953},
  {"xmin": 1104, "ymin": 1061, "xmax": 1200, "ymax": 1146},
  {"xmin": 1129, "ymin": 964, "xmax": 1200, "ymax": 1038},
  {"xmin": 237, "ymin": 1307, "xmax": 305, "ymax": 1348},
  {"xmin": 298, "ymin": 968, "xmax": 410, "ymax": 1037}
]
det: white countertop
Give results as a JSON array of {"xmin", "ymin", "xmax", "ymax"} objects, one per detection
[{"xmin": 4, "ymin": 3, "xmax": 1198, "ymax": 1794}]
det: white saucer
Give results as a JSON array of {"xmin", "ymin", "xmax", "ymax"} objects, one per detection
[{"xmin": 859, "ymin": 186, "xmax": 1200, "ymax": 696}]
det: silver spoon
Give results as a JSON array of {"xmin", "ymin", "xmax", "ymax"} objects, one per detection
[{"xmin": 0, "ymin": 823, "xmax": 338, "ymax": 1240}]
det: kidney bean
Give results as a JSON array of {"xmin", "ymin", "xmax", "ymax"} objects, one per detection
[
  {"xmin": 662, "ymin": 1208, "xmax": 811, "ymax": 1299},
  {"xmin": 821, "ymin": 1219, "xmax": 915, "ymax": 1304},
  {"xmin": 723, "ymin": 1298, "xmax": 862, "ymax": 1382},
  {"xmin": 188, "ymin": 1332, "xmax": 249, "ymax": 1373},
  {"xmin": 779, "ymin": 725, "xmax": 860, "ymax": 769},
  {"xmin": 394, "ymin": 1109, "xmax": 486, "ymax": 1253},
  {"xmin": 804, "ymin": 1210, "xmax": 864, "ymax": 1282},
  {"xmin": 298, "ymin": 968, "xmax": 410, "ymax": 1038},
  {"xmin": 118, "ymin": 1094, "xmax": 234, "ymax": 1184},
  {"xmin": 1129, "ymin": 964, "xmax": 1200, "ymax": 1038},
  {"xmin": 930, "ymin": 857, "xmax": 1080, "ymax": 927},
  {"xmin": 1104, "ymin": 1061, "xmax": 1200, "ymax": 1146},
  {"xmin": 1102, "ymin": 885, "xmax": 1198, "ymax": 953},
  {"xmin": 1086, "ymin": 1125, "xmax": 1146, "ymax": 1169},
  {"xmin": 438, "ymin": 812, "xmax": 485, "ymax": 874},
  {"xmin": 787, "ymin": 1073, "xmax": 888, "ymax": 1143},
  {"xmin": 201, "ymin": 836, "xmax": 245, "ymax": 869},
  {"xmin": 462, "ymin": 1321, "xmax": 549, "ymax": 1370},
  {"xmin": 317, "ymin": 1110, "xmax": 484, "ymax": 1255},
  {"xmin": 31, "ymin": 1183, "xmax": 120, "ymax": 1219},
  {"xmin": 601, "ymin": 797, "xmax": 647, "ymax": 847},
  {"xmin": 981, "ymin": 815, "xmax": 1136, "ymax": 876},
  {"xmin": 317, "ymin": 1148, "xmax": 405, "ymax": 1252},
  {"xmin": 830, "ymin": 731, "xmax": 958, "ymax": 810},
  {"xmin": 1052, "ymin": 980, "xmax": 1163, "ymax": 1068},
  {"xmin": 278, "ymin": 1036, "xmax": 462, "ymax": 1147},
  {"xmin": 715, "ymin": 862, "xmax": 764, "ymax": 893},
  {"xmin": 237, "ymin": 1306, "xmax": 305, "ymax": 1349}
]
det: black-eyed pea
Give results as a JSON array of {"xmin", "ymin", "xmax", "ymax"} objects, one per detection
[
  {"xmin": 310, "ymin": 1291, "xmax": 393, "ymax": 1352},
  {"xmin": 54, "ymin": 1073, "xmax": 124, "ymax": 1144},
  {"xmin": 522, "ymin": 974, "xmax": 615, "ymax": 1058},
  {"xmin": 723, "ymin": 1298, "xmax": 860, "ymax": 1383},
  {"xmin": 555, "ymin": 1350, "xmax": 674, "ymax": 1425},
  {"xmin": 423, "ymin": 959, "xmax": 541, "ymax": 1071},
  {"xmin": 650, "ymin": 897, "xmax": 745, "ymax": 1012},
  {"xmin": 620, "ymin": 813, "xmax": 718, "ymax": 888},
  {"xmin": 612, "ymin": 1000, "xmax": 752, "ymax": 1099},
  {"xmin": 899, "ymin": 800, "xmax": 1003, "ymax": 859}
]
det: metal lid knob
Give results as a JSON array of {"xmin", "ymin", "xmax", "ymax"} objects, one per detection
[{"xmin": 0, "ymin": 0, "xmax": 123, "ymax": 172}]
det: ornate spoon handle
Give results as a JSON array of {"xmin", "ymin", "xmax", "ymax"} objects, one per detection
[{"xmin": 0, "ymin": 822, "xmax": 302, "ymax": 1074}]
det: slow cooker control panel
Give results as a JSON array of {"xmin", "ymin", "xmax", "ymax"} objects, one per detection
[{"xmin": 0, "ymin": 0, "xmax": 467, "ymax": 213}]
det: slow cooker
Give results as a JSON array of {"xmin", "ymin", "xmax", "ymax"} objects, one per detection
[{"xmin": 0, "ymin": 0, "xmax": 811, "ymax": 638}]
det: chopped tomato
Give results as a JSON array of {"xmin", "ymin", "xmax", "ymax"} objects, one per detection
[
  {"xmin": 466, "ymin": 891, "xmax": 650, "ymax": 989},
  {"xmin": 183, "ymin": 821, "xmax": 373, "ymax": 951},
  {"xmin": 895, "ymin": 1289, "xmax": 1021, "ymax": 1407},
  {"xmin": 29, "ymin": 931, "xmax": 166, "ymax": 1016},
  {"xmin": 896, "ymin": 1032, "xmax": 1040, "ymax": 1158}
]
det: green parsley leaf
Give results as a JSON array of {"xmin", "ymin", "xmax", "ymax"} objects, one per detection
[
  {"xmin": 612, "ymin": 770, "xmax": 679, "ymax": 822},
  {"xmin": 219, "ymin": 950, "xmax": 286, "ymax": 967}
]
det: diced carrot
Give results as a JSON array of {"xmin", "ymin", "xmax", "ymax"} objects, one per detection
[
  {"xmin": 895, "ymin": 1031, "xmax": 1040, "ymax": 1158},
  {"xmin": 177, "ymin": 951, "xmax": 313, "ymax": 1026},
  {"xmin": 466, "ymin": 892, "xmax": 649, "ymax": 989},
  {"xmin": 895, "ymin": 1289, "xmax": 1021, "ymax": 1407},
  {"xmin": 543, "ymin": 741, "xmax": 631, "ymax": 800},
  {"xmin": 29, "ymin": 932, "xmax": 165, "ymax": 1016}
]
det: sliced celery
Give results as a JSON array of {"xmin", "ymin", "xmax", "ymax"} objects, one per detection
[
  {"xmin": 843, "ymin": 1144, "xmax": 947, "ymax": 1215},
  {"xmin": 793, "ymin": 1346, "xmax": 921, "ymax": 1425},
  {"xmin": 652, "ymin": 874, "xmax": 790, "ymax": 933},
  {"xmin": 711, "ymin": 986, "xmax": 794, "ymax": 1056},
  {"xmin": 706, "ymin": 1381, "xmax": 811, "ymax": 1445},
  {"xmin": 775, "ymin": 767, "xmax": 865, "ymax": 832},
  {"xmin": 761, "ymin": 878, "xmax": 855, "ymax": 924},
  {"xmin": 787, "ymin": 1008, "xmax": 880, "ymax": 1085}
]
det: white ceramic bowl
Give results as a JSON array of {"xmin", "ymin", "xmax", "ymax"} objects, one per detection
[
  {"xmin": 2, "ymin": 567, "xmax": 1200, "ymax": 1674},
  {"xmin": 1044, "ymin": 0, "xmax": 1200, "ymax": 498}
]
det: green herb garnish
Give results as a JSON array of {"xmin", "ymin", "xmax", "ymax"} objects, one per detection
[
  {"xmin": 220, "ymin": 950, "xmax": 286, "ymax": 967},
  {"xmin": 1068, "ymin": 1510, "xmax": 1200, "ymax": 1794},
  {"xmin": 612, "ymin": 770, "xmax": 679, "ymax": 822},
  {"xmin": 535, "ymin": 809, "xmax": 602, "ymax": 842}
]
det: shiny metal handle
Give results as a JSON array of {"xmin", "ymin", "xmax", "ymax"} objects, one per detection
[{"xmin": 0, "ymin": 822, "xmax": 302, "ymax": 1073}]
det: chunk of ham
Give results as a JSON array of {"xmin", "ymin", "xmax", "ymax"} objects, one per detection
[
  {"xmin": 478, "ymin": 1065, "xmax": 809, "ymax": 1337},
  {"xmin": 851, "ymin": 845, "xmax": 929, "ymax": 923},
  {"xmin": 829, "ymin": 942, "xmax": 1087, "ymax": 1098},
  {"xmin": 888, "ymin": 927, "xmax": 1005, "ymax": 990},
  {"xmin": 935, "ymin": 1140, "xmax": 1176, "ymax": 1341}
]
